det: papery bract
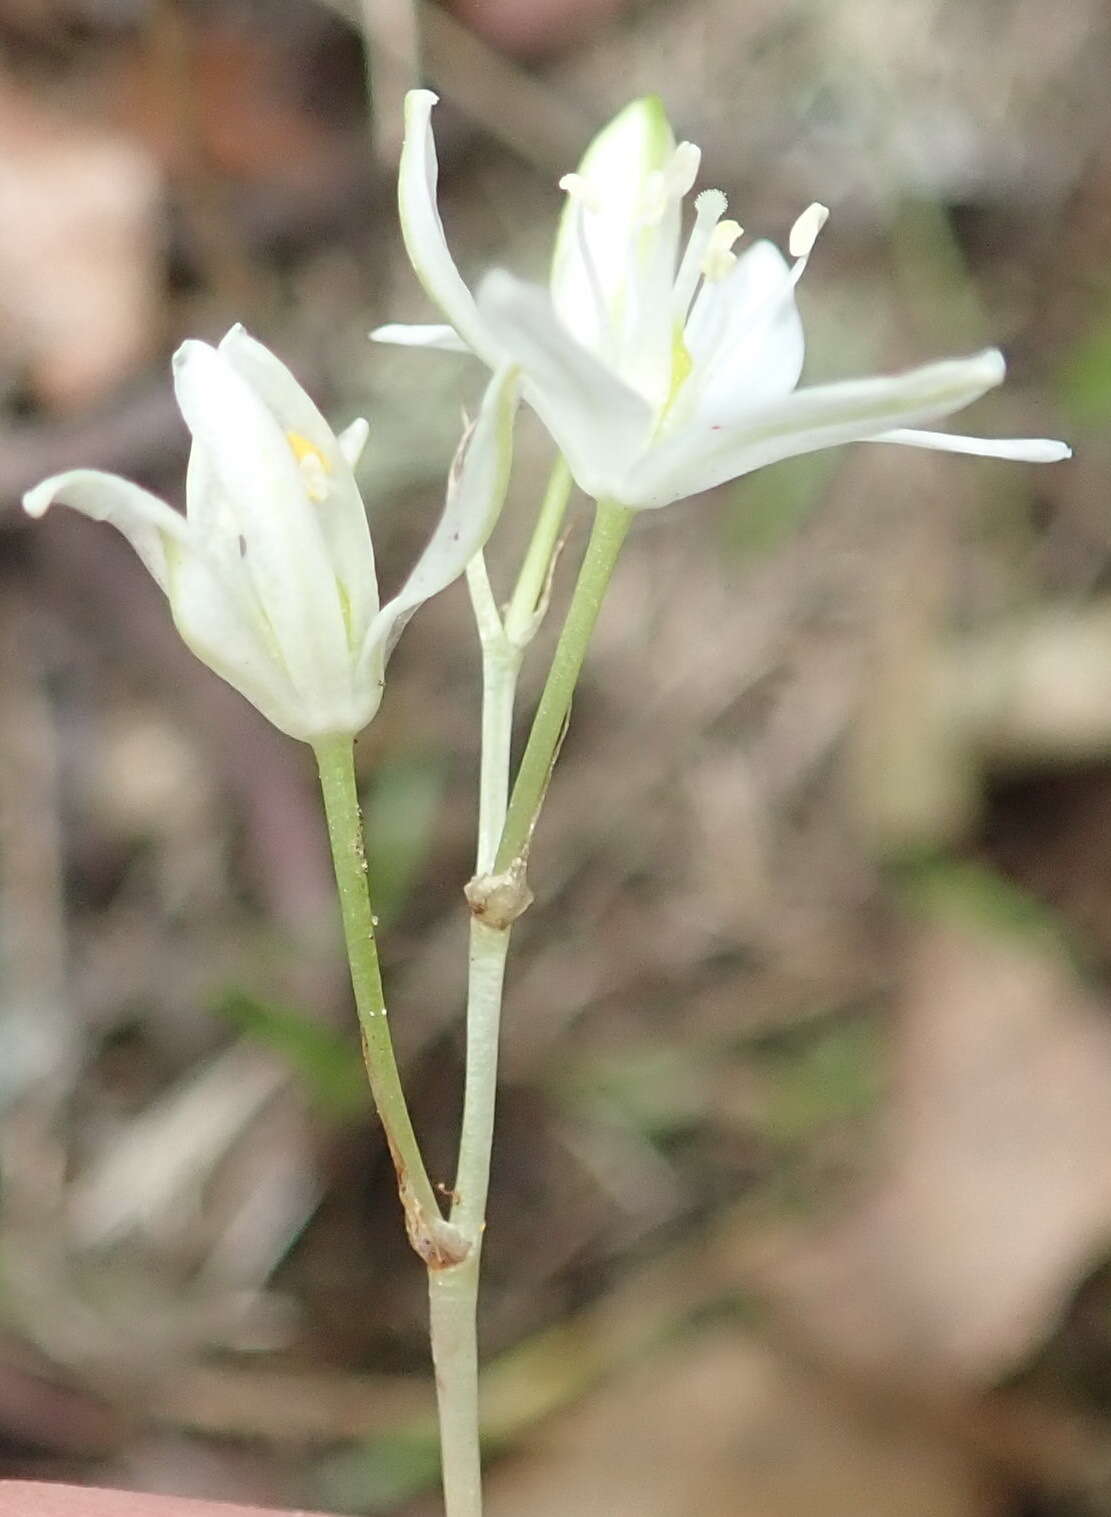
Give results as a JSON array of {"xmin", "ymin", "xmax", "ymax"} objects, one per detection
[
  {"xmin": 25, "ymin": 326, "xmax": 518, "ymax": 741},
  {"xmin": 374, "ymin": 92, "xmax": 1069, "ymax": 509}
]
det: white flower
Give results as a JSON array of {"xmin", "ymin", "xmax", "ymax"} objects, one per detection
[
  {"xmin": 24, "ymin": 326, "xmax": 518, "ymax": 742},
  {"xmin": 373, "ymin": 91, "xmax": 1069, "ymax": 511}
]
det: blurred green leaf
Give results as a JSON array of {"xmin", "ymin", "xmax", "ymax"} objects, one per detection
[
  {"xmin": 889, "ymin": 196, "xmax": 988, "ymax": 349},
  {"xmin": 899, "ymin": 855, "xmax": 1075, "ymax": 953},
  {"xmin": 361, "ymin": 751, "xmax": 447, "ymax": 926},
  {"xmin": 216, "ymin": 991, "xmax": 367, "ymax": 1118},
  {"xmin": 722, "ymin": 449, "xmax": 839, "ymax": 557},
  {"xmin": 754, "ymin": 1016, "xmax": 880, "ymax": 1144},
  {"xmin": 556, "ymin": 1044, "xmax": 709, "ymax": 1138},
  {"xmin": 315, "ymin": 1430, "xmax": 441, "ymax": 1514},
  {"xmin": 1058, "ymin": 297, "xmax": 1111, "ymax": 428}
]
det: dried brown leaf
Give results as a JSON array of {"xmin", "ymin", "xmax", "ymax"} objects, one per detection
[
  {"xmin": 765, "ymin": 917, "xmax": 1111, "ymax": 1387},
  {"xmin": 0, "ymin": 84, "xmax": 162, "ymax": 411}
]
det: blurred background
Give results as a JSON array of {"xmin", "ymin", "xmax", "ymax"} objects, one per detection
[{"xmin": 0, "ymin": 0, "xmax": 1108, "ymax": 1511}]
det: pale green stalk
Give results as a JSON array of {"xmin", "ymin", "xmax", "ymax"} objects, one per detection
[
  {"xmin": 495, "ymin": 498, "xmax": 634, "ymax": 872},
  {"xmin": 504, "ymin": 455, "xmax": 572, "ymax": 647},
  {"xmin": 427, "ymin": 457, "xmax": 575, "ymax": 1517},
  {"xmin": 314, "ymin": 736, "xmax": 462, "ymax": 1266},
  {"xmin": 427, "ymin": 555, "xmax": 517, "ymax": 1517}
]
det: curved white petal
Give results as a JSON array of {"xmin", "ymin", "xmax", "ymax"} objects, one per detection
[
  {"xmin": 164, "ymin": 541, "xmax": 315, "ymax": 739},
  {"xmin": 678, "ymin": 240, "xmax": 804, "ymax": 423},
  {"xmin": 360, "ymin": 364, "xmax": 520, "ymax": 682},
  {"xmin": 219, "ymin": 325, "xmax": 333, "ymax": 453},
  {"xmin": 23, "ymin": 469, "xmax": 190, "ymax": 590},
  {"xmin": 871, "ymin": 427, "xmax": 1072, "ymax": 462},
  {"xmin": 477, "ymin": 270, "xmax": 653, "ymax": 501},
  {"xmin": 371, "ymin": 322, "xmax": 470, "ymax": 353},
  {"xmin": 398, "ymin": 90, "xmax": 497, "ymax": 363},
  {"xmin": 625, "ymin": 348, "xmax": 1008, "ymax": 509},
  {"xmin": 217, "ymin": 325, "xmax": 378, "ymax": 642},
  {"xmin": 184, "ymin": 442, "xmax": 255, "ymax": 601},
  {"xmin": 550, "ymin": 97, "xmax": 675, "ymax": 354},
  {"xmin": 173, "ymin": 341, "xmax": 351, "ymax": 703}
]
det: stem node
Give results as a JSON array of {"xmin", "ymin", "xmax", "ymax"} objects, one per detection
[{"xmin": 463, "ymin": 859, "xmax": 533, "ymax": 929}]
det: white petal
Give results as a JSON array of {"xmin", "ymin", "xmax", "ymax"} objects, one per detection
[
  {"xmin": 625, "ymin": 348, "xmax": 1008, "ymax": 509},
  {"xmin": 477, "ymin": 270, "xmax": 653, "ymax": 500},
  {"xmin": 219, "ymin": 325, "xmax": 333, "ymax": 453},
  {"xmin": 679, "ymin": 240, "xmax": 804, "ymax": 422},
  {"xmin": 360, "ymin": 364, "xmax": 520, "ymax": 681},
  {"xmin": 217, "ymin": 325, "xmax": 378, "ymax": 641},
  {"xmin": 397, "ymin": 90, "xmax": 497, "ymax": 362},
  {"xmin": 173, "ymin": 341, "xmax": 351, "ymax": 704},
  {"xmin": 371, "ymin": 322, "xmax": 470, "ymax": 352},
  {"xmin": 184, "ymin": 442, "xmax": 255, "ymax": 595},
  {"xmin": 164, "ymin": 541, "xmax": 315, "ymax": 740},
  {"xmin": 23, "ymin": 469, "xmax": 190, "ymax": 590},
  {"xmin": 550, "ymin": 97, "xmax": 675, "ymax": 352},
  {"xmin": 872, "ymin": 428, "xmax": 1072, "ymax": 462}
]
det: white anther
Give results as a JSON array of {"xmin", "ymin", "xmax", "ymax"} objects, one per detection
[
  {"xmin": 667, "ymin": 142, "xmax": 702, "ymax": 200},
  {"xmin": 700, "ymin": 218, "xmax": 744, "ymax": 282},
  {"xmin": 788, "ymin": 202, "xmax": 829, "ymax": 259},
  {"xmin": 641, "ymin": 143, "xmax": 702, "ymax": 225},
  {"xmin": 558, "ymin": 172, "xmax": 603, "ymax": 215}
]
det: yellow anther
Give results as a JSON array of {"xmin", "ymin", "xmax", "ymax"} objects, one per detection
[
  {"xmin": 287, "ymin": 431, "xmax": 332, "ymax": 504},
  {"xmin": 287, "ymin": 431, "xmax": 331, "ymax": 470}
]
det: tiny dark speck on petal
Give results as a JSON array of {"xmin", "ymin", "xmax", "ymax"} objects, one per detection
[{"xmin": 238, "ymin": 534, "xmax": 248, "ymax": 556}]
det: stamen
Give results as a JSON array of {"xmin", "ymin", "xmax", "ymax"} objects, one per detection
[
  {"xmin": 700, "ymin": 218, "xmax": 744, "ymax": 282},
  {"xmin": 287, "ymin": 430, "xmax": 332, "ymax": 504},
  {"xmin": 641, "ymin": 142, "xmax": 702, "ymax": 225},
  {"xmin": 567, "ymin": 190, "xmax": 614, "ymax": 355},
  {"xmin": 788, "ymin": 202, "xmax": 829, "ymax": 260},
  {"xmin": 558, "ymin": 172, "xmax": 603, "ymax": 216},
  {"xmin": 667, "ymin": 142, "xmax": 702, "ymax": 200},
  {"xmin": 672, "ymin": 189, "xmax": 728, "ymax": 320}
]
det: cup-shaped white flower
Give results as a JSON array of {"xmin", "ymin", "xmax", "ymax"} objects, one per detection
[
  {"xmin": 374, "ymin": 91, "xmax": 1069, "ymax": 510},
  {"xmin": 24, "ymin": 326, "xmax": 518, "ymax": 742}
]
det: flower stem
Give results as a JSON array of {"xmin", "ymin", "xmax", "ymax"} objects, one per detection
[
  {"xmin": 314, "ymin": 735, "xmax": 462, "ymax": 1266},
  {"xmin": 495, "ymin": 498, "xmax": 633, "ymax": 872},
  {"xmin": 504, "ymin": 454, "xmax": 572, "ymax": 646},
  {"xmin": 429, "ymin": 916, "xmax": 511, "ymax": 1517},
  {"xmin": 429, "ymin": 465, "xmax": 577, "ymax": 1516},
  {"xmin": 428, "ymin": 488, "xmax": 632, "ymax": 1517},
  {"xmin": 429, "ymin": 568, "xmax": 519, "ymax": 1517}
]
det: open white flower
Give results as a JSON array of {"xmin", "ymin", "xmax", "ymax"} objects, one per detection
[
  {"xmin": 25, "ymin": 326, "xmax": 518, "ymax": 742},
  {"xmin": 374, "ymin": 91, "xmax": 1069, "ymax": 510}
]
